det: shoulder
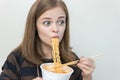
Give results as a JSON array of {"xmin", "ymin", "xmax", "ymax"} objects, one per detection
[{"xmin": 0, "ymin": 51, "xmax": 25, "ymax": 79}]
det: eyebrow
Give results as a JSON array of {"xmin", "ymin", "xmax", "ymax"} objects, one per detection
[
  {"xmin": 42, "ymin": 16, "xmax": 66, "ymax": 20},
  {"xmin": 58, "ymin": 16, "xmax": 66, "ymax": 19}
]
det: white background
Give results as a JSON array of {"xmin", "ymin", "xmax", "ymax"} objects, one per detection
[{"xmin": 0, "ymin": 0, "xmax": 120, "ymax": 80}]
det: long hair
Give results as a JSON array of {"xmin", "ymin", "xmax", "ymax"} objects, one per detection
[{"xmin": 15, "ymin": 0, "xmax": 78, "ymax": 65}]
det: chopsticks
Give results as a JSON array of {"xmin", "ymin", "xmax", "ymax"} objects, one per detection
[
  {"xmin": 89, "ymin": 54, "xmax": 102, "ymax": 60},
  {"xmin": 61, "ymin": 60, "xmax": 79, "ymax": 66},
  {"xmin": 54, "ymin": 54, "xmax": 102, "ymax": 67},
  {"xmin": 53, "ymin": 60, "xmax": 79, "ymax": 68}
]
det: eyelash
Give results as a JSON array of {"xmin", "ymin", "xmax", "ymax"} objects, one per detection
[
  {"xmin": 43, "ymin": 21, "xmax": 51, "ymax": 26},
  {"xmin": 42, "ymin": 20, "xmax": 65, "ymax": 26},
  {"xmin": 57, "ymin": 20, "xmax": 65, "ymax": 26}
]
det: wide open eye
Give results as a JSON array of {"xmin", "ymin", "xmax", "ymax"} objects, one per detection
[
  {"xmin": 43, "ymin": 21, "xmax": 51, "ymax": 26},
  {"xmin": 57, "ymin": 20, "xmax": 65, "ymax": 26}
]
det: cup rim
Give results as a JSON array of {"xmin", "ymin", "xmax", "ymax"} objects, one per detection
[{"xmin": 40, "ymin": 63, "xmax": 74, "ymax": 75}]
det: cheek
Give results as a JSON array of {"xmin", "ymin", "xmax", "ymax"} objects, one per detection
[
  {"xmin": 38, "ymin": 28, "xmax": 51, "ymax": 41},
  {"xmin": 61, "ymin": 27, "xmax": 66, "ymax": 35},
  {"xmin": 37, "ymin": 29, "xmax": 51, "ymax": 45},
  {"xmin": 38, "ymin": 29, "xmax": 48, "ymax": 38},
  {"xmin": 37, "ymin": 25, "xmax": 47, "ymax": 35},
  {"xmin": 37, "ymin": 26, "xmax": 45, "ymax": 38},
  {"xmin": 59, "ymin": 28, "xmax": 66, "ymax": 41}
]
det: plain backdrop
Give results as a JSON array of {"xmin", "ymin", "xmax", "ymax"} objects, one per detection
[{"xmin": 0, "ymin": 0, "xmax": 120, "ymax": 80}]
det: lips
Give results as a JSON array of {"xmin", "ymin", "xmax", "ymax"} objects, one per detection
[{"xmin": 52, "ymin": 36, "xmax": 59, "ymax": 38}]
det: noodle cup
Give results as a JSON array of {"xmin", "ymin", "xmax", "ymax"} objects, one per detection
[{"xmin": 40, "ymin": 63, "xmax": 74, "ymax": 80}]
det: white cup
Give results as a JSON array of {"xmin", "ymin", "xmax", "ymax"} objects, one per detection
[{"xmin": 40, "ymin": 63, "xmax": 74, "ymax": 80}]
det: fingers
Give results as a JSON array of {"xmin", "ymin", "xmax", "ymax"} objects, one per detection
[
  {"xmin": 80, "ymin": 57, "xmax": 95, "ymax": 68},
  {"xmin": 77, "ymin": 56, "xmax": 96, "ymax": 76},
  {"xmin": 32, "ymin": 77, "xmax": 43, "ymax": 80}
]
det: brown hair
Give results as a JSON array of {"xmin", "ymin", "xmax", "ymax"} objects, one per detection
[{"xmin": 15, "ymin": 0, "xmax": 78, "ymax": 65}]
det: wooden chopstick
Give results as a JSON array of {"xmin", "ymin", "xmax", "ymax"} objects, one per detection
[
  {"xmin": 62, "ymin": 60, "xmax": 79, "ymax": 66},
  {"xmin": 89, "ymin": 54, "xmax": 102, "ymax": 60},
  {"xmin": 54, "ymin": 54, "xmax": 102, "ymax": 67},
  {"xmin": 54, "ymin": 60, "xmax": 79, "ymax": 68}
]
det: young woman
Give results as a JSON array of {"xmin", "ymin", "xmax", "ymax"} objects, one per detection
[{"xmin": 0, "ymin": 0, "xmax": 95, "ymax": 80}]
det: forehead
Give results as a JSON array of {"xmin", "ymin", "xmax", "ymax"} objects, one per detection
[{"xmin": 39, "ymin": 6, "xmax": 66, "ymax": 19}]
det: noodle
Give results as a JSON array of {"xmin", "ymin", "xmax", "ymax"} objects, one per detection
[{"xmin": 51, "ymin": 38, "xmax": 63, "ymax": 73}]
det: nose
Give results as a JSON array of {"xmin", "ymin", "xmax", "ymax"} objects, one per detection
[{"xmin": 52, "ymin": 23, "xmax": 59, "ymax": 33}]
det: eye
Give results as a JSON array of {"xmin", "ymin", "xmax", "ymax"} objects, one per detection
[
  {"xmin": 57, "ymin": 20, "xmax": 65, "ymax": 26},
  {"xmin": 43, "ymin": 21, "xmax": 51, "ymax": 26}
]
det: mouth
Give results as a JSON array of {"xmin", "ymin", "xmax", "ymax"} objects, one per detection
[{"xmin": 51, "ymin": 36, "xmax": 59, "ymax": 38}]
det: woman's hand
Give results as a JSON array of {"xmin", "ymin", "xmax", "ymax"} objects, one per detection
[
  {"xmin": 33, "ymin": 77, "xmax": 43, "ymax": 80},
  {"xmin": 77, "ymin": 56, "xmax": 96, "ymax": 80}
]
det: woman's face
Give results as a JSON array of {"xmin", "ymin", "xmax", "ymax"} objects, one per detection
[{"xmin": 36, "ymin": 6, "xmax": 66, "ymax": 46}]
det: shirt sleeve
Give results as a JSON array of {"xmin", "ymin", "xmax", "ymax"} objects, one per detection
[
  {"xmin": 69, "ymin": 66, "xmax": 83, "ymax": 80},
  {"xmin": 0, "ymin": 52, "xmax": 20, "ymax": 80}
]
